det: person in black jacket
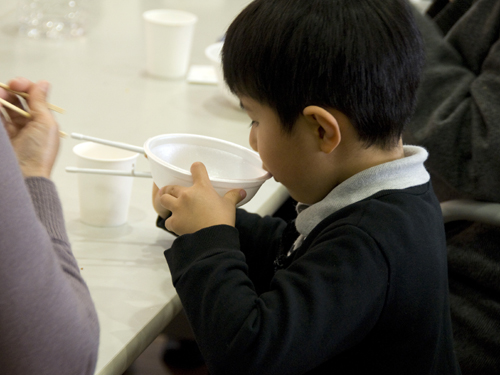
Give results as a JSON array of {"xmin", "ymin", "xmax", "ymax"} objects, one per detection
[
  {"xmin": 153, "ymin": 0, "xmax": 461, "ymax": 373},
  {"xmin": 406, "ymin": 0, "xmax": 500, "ymax": 374}
]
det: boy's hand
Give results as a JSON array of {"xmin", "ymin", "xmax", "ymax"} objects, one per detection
[
  {"xmin": 159, "ymin": 162, "xmax": 246, "ymax": 235},
  {"xmin": 152, "ymin": 183, "xmax": 172, "ymax": 219}
]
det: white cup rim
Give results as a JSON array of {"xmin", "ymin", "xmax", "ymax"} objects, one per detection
[
  {"xmin": 142, "ymin": 9, "xmax": 198, "ymax": 26},
  {"xmin": 73, "ymin": 142, "xmax": 139, "ymax": 163}
]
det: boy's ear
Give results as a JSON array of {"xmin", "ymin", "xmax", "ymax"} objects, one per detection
[{"xmin": 303, "ymin": 106, "xmax": 341, "ymax": 153}]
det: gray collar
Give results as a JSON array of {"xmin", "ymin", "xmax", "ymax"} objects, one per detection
[{"xmin": 294, "ymin": 145, "xmax": 430, "ymax": 242}]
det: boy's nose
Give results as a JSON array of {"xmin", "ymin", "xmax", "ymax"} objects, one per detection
[{"xmin": 249, "ymin": 126, "xmax": 258, "ymax": 152}]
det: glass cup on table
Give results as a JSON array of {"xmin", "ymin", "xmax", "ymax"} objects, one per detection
[{"xmin": 17, "ymin": 0, "xmax": 95, "ymax": 39}]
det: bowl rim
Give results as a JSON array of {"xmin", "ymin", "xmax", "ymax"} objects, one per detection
[
  {"xmin": 142, "ymin": 9, "xmax": 198, "ymax": 26},
  {"xmin": 143, "ymin": 133, "xmax": 272, "ymax": 184},
  {"xmin": 204, "ymin": 41, "xmax": 224, "ymax": 63}
]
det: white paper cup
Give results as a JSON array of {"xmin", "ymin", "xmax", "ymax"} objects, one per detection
[
  {"xmin": 143, "ymin": 9, "xmax": 198, "ymax": 79},
  {"xmin": 73, "ymin": 142, "xmax": 139, "ymax": 227}
]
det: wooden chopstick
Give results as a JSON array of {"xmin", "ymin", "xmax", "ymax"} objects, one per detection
[
  {"xmin": 0, "ymin": 96, "xmax": 67, "ymax": 138},
  {"xmin": 0, "ymin": 96, "xmax": 31, "ymax": 118},
  {"xmin": 0, "ymin": 82, "xmax": 65, "ymax": 114}
]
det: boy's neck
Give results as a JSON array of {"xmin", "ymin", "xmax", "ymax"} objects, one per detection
[{"xmin": 333, "ymin": 138, "xmax": 405, "ymax": 187}]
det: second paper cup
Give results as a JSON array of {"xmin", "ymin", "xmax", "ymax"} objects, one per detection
[
  {"xmin": 143, "ymin": 9, "xmax": 198, "ymax": 79},
  {"xmin": 73, "ymin": 142, "xmax": 139, "ymax": 227}
]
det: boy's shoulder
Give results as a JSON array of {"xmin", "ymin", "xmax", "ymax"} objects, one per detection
[
  {"xmin": 305, "ymin": 182, "xmax": 445, "ymax": 255},
  {"xmin": 295, "ymin": 182, "xmax": 449, "ymax": 305}
]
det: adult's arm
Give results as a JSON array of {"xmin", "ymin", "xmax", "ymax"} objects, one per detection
[
  {"xmin": 406, "ymin": 1, "xmax": 500, "ymax": 202},
  {"xmin": 0, "ymin": 81, "xmax": 99, "ymax": 374}
]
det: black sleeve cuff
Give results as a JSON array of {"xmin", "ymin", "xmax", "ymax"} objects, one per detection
[{"xmin": 156, "ymin": 213, "xmax": 178, "ymax": 237}]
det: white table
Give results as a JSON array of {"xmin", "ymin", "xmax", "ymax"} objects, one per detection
[{"xmin": 0, "ymin": 1, "xmax": 288, "ymax": 374}]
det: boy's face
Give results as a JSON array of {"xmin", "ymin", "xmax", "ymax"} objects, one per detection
[{"xmin": 240, "ymin": 96, "xmax": 325, "ymax": 204}]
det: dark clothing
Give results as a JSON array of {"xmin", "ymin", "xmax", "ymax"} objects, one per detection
[
  {"xmin": 407, "ymin": 1, "xmax": 500, "ymax": 373},
  {"xmin": 165, "ymin": 183, "xmax": 460, "ymax": 375},
  {"xmin": 408, "ymin": 0, "xmax": 500, "ymax": 201}
]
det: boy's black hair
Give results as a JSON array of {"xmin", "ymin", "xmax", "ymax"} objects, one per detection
[{"xmin": 222, "ymin": 0, "xmax": 424, "ymax": 149}]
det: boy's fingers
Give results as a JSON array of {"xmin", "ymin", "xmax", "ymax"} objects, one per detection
[
  {"xmin": 164, "ymin": 216, "xmax": 174, "ymax": 233},
  {"xmin": 224, "ymin": 189, "xmax": 247, "ymax": 206},
  {"xmin": 161, "ymin": 185, "xmax": 184, "ymax": 198},
  {"xmin": 157, "ymin": 185, "xmax": 168, "ymax": 195},
  {"xmin": 160, "ymin": 193, "xmax": 176, "ymax": 210},
  {"xmin": 157, "ymin": 185, "xmax": 172, "ymax": 196},
  {"xmin": 190, "ymin": 162, "xmax": 210, "ymax": 185}
]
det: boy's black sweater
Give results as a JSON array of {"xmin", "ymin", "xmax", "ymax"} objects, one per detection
[{"xmin": 165, "ymin": 182, "xmax": 461, "ymax": 374}]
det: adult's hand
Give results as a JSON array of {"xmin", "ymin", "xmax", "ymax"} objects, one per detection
[{"xmin": 0, "ymin": 77, "xmax": 60, "ymax": 178}]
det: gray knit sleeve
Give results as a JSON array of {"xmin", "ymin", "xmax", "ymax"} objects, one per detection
[{"xmin": 0, "ymin": 125, "xmax": 99, "ymax": 374}]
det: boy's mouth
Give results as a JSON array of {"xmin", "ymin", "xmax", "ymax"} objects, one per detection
[
  {"xmin": 262, "ymin": 165, "xmax": 272, "ymax": 178},
  {"xmin": 266, "ymin": 170, "xmax": 276, "ymax": 181}
]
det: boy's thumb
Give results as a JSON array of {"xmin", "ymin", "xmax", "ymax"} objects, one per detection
[{"xmin": 224, "ymin": 189, "xmax": 247, "ymax": 206}]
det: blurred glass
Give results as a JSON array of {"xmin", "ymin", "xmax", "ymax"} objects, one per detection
[{"xmin": 17, "ymin": 0, "xmax": 93, "ymax": 39}]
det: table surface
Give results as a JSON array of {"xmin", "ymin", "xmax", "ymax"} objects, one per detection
[{"xmin": 0, "ymin": 1, "xmax": 288, "ymax": 374}]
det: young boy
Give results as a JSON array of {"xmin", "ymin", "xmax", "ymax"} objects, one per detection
[{"xmin": 153, "ymin": 0, "xmax": 462, "ymax": 373}]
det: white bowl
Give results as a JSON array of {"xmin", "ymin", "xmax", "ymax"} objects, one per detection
[
  {"xmin": 205, "ymin": 42, "xmax": 241, "ymax": 109},
  {"xmin": 144, "ymin": 134, "xmax": 271, "ymax": 206}
]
